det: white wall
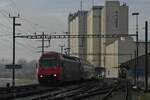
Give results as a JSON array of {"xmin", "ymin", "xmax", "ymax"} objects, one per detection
[
  {"xmin": 105, "ymin": 38, "xmax": 136, "ymax": 78},
  {"xmin": 87, "ymin": 7, "xmax": 102, "ymax": 67},
  {"xmin": 101, "ymin": 1, "xmax": 128, "ymax": 45},
  {"xmin": 105, "ymin": 40, "xmax": 118, "ymax": 78},
  {"xmin": 68, "ymin": 11, "xmax": 87, "ymax": 59},
  {"xmin": 118, "ymin": 38, "xmax": 136, "ymax": 64}
]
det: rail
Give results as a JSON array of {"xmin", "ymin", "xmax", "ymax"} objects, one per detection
[{"xmin": 0, "ymin": 79, "xmax": 130, "ymax": 100}]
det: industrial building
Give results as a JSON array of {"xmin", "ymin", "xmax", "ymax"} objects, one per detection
[
  {"xmin": 105, "ymin": 40, "xmax": 150, "ymax": 78},
  {"xmin": 68, "ymin": 11, "xmax": 88, "ymax": 60},
  {"xmin": 68, "ymin": 1, "xmax": 149, "ymax": 78},
  {"xmin": 101, "ymin": 0, "xmax": 129, "ymax": 69},
  {"xmin": 101, "ymin": 1, "xmax": 128, "ymax": 45},
  {"xmin": 105, "ymin": 37, "xmax": 135, "ymax": 77},
  {"xmin": 120, "ymin": 52, "xmax": 150, "ymax": 88},
  {"xmin": 87, "ymin": 6, "xmax": 103, "ymax": 67}
]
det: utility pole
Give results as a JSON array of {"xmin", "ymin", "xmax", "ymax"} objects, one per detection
[
  {"xmin": 66, "ymin": 32, "xmax": 70, "ymax": 55},
  {"xmin": 134, "ymin": 50, "xmax": 137, "ymax": 85},
  {"xmin": 132, "ymin": 12, "xmax": 139, "ymax": 82},
  {"xmin": 132, "ymin": 12, "xmax": 139, "ymax": 57},
  {"xmin": 80, "ymin": 0, "xmax": 83, "ymax": 11},
  {"xmin": 42, "ymin": 32, "xmax": 44, "ymax": 55},
  {"xmin": 145, "ymin": 21, "xmax": 148, "ymax": 92},
  {"xmin": 37, "ymin": 32, "xmax": 50, "ymax": 54},
  {"xmin": 9, "ymin": 14, "xmax": 21, "ymax": 88}
]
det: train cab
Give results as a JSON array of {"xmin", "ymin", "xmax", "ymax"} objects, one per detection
[{"xmin": 37, "ymin": 53, "xmax": 62, "ymax": 83}]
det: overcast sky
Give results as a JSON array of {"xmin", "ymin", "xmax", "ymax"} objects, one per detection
[{"xmin": 0, "ymin": 0, "xmax": 150, "ymax": 62}]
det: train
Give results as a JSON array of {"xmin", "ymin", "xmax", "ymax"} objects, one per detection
[{"xmin": 37, "ymin": 51, "xmax": 95, "ymax": 84}]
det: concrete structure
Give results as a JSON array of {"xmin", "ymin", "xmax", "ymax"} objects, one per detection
[
  {"xmin": 68, "ymin": 0, "xmax": 150, "ymax": 79},
  {"xmin": 101, "ymin": 1, "xmax": 129, "ymax": 69},
  {"xmin": 68, "ymin": 11, "xmax": 88, "ymax": 59},
  {"xmin": 87, "ymin": 6, "xmax": 103, "ymax": 67},
  {"xmin": 86, "ymin": 1, "xmax": 129, "ymax": 68},
  {"xmin": 105, "ymin": 39, "xmax": 150, "ymax": 78},
  {"xmin": 105, "ymin": 38, "xmax": 135, "ymax": 77},
  {"xmin": 68, "ymin": 1, "xmax": 130, "ymax": 77},
  {"xmin": 101, "ymin": 1, "xmax": 128, "ymax": 40}
]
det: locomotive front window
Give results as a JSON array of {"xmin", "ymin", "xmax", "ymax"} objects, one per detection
[{"xmin": 40, "ymin": 59, "xmax": 57, "ymax": 68}]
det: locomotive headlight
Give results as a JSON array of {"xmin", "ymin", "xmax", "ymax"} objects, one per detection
[
  {"xmin": 53, "ymin": 74, "xmax": 57, "ymax": 77},
  {"xmin": 40, "ymin": 75, "xmax": 43, "ymax": 78}
]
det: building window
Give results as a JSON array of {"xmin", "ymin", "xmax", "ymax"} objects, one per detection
[{"xmin": 114, "ymin": 11, "xmax": 119, "ymax": 28}]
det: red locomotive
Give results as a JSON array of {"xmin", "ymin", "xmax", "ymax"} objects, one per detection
[{"xmin": 37, "ymin": 51, "xmax": 95, "ymax": 84}]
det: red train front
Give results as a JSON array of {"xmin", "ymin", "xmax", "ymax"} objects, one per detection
[
  {"xmin": 37, "ymin": 52, "xmax": 62, "ymax": 84},
  {"xmin": 37, "ymin": 51, "xmax": 95, "ymax": 84}
]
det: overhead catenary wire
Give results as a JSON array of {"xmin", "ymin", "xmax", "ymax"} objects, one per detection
[
  {"xmin": 0, "ymin": 30, "xmax": 12, "ymax": 37},
  {"xmin": 8, "ymin": 0, "xmax": 48, "ymax": 33},
  {"xmin": 0, "ymin": 0, "xmax": 64, "ymax": 57},
  {"xmin": 0, "ymin": 0, "xmax": 37, "ymax": 34},
  {"xmin": 0, "ymin": 34, "xmax": 12, "ymax": 37},
  {"xmin": 0, "ymin": 35, "xmax": 37, "ymax": 58},
  {"xmin": 15, "ymin": 40, "xmax": 37, "ymax": 52},
  {"xmin": 0, "ymin": 22, "xmax": 12, "ymax": 29},
  {"xmin": 0, "ymin": 37, "xmax": 12, "ymax": 48},
  {"xmin": 0, "ymin": 9, "xmax": 12, "ymax": 26},
  {"xmin": 0, "ymin": 19, "xmax": 39, "ymax": 55},
  {"xmin": 0, "ymin": 31, "xmax": 36, "ymax": 51},
  {"xmin": 2, "ymin": 16, "xmax": 37, "ymax": 59},
  {"xmin": 0, "ymin": 9, "xmax": 25, "ymax": 33},
  {"xmin": 0, "ymin": 2, "xmax": 38, "ymax": 46},
  {"xmin": 5, "ymin": 0, "xmax": 54, "ymax": 37},
  {"xmin": 5, "ymin": 32, "xmax": 37, "ymax": 52},
  {"xmin": 20, "ymin": 17, "xmax": 40, "ymax": 33}
]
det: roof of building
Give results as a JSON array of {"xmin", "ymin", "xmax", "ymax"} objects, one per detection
[
  {"xmin": 120, "ymin": 53, "xmax": 150, "ymax": 69},
  {"xmin": 92, "ymin": 6, "xmax": 103, "ymax": 10},
  {"xmin": 68, "ymin": 10, "xmax": 88, "ymax": 21}
]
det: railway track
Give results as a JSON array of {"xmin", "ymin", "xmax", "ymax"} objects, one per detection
[
  {"xmin": 0, "ymin": 79, "xmax": 130, "ymax": 100},
  {"xmin": 0, "ymin": 79, "xmax": 98, "ymax": 99},
  {"xmin": 32, "ymin": 80, "xmax": 111, "ymax": 100},
  {"xmin": 100, "ymin": 80, "xmax": 129, "ymax": 100},
  {"xmin": 0, "ymin": 84, "xmax": 39, "ymax": 94},
  {"xmin": 0, "ymin": 84, "xmax": 57, "ymax": 100}
]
